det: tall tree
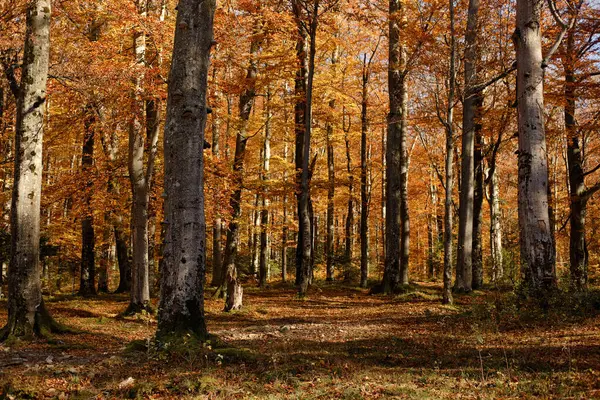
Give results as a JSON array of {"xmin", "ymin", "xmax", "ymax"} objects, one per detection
[
  {"xmin": 382, "ymin": 0, "xmax": 409, "ymax": 293},
  {"xmin": 0, "ymin": 0, "xmax": 62, "ymax": 340},
  {"xmin": 514, "ymin": 0, "xmax": 564, "ymax": 293},
  {"xmin": 222, "ymin": 29, "xmax": 261, "ymax": 311},
  {"xmin": 455, "ymin": 0, "xmax": 481, "ymax": 292},
  {"xmin": 156, "ymin": 0, "xmax": 215, "ymax": 339},
  {"xmin": 127, "ymin": 0, "xmax": 160, "ymax": 314}
]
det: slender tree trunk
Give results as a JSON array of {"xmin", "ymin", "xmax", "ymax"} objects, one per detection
[
  {"xmin": 259, "ymin": 88, "xmax": 271, "ymax": 287},
  {"xmin": 442, "ymin": 0, "xmax": 457, "ymax": 305},
  {"xmin": 79, "ymin": 107, "xmax": 96, "ymax": 296},
  {"xmin": 564, "ymin": 29, "xmax": 587, "ymax": 291},
  {"xmin": 344, "ymin": 131, "xmax": 354, "ymax": 279},
  {"xmin": 455, "ymin": 0, "xmax": 480, "ymax": 292},
  {"xmin": 326, "ymin": 47, "xmax": 338, "ymax": 283},
  {"xmin": 472, "ymin": 96, "xmax": 484, "ymax": 289},
  {"xmin": 156, "ymin": 0, "xmax": 214, "ymax": 339},
  {"xmin": 514, "ymin": 0, "xmax": 556, "ymax": 293},
  {"xmin": 282, "ymin": 130, "xmax": 289, "ymax": 283},
  {"xmin": 222, "ymin": 33, "xmax": 260, "ymax": 311},
  {"xmin": 1, "ymin": 0, "xmax": 62, "ymax": 340},
  {"xmin": 128, "ymin": 4, "xmax": 159, "ymax": 313},
  {"xmin": 487, "ymin": 165, "xmax": 503, "ymax": 281},
  {"xmin": 210, "ymin": 67, "xmax": 223, "ymax": 287},
  {"xmin": 360, "ymin": 60, "xmax": 370, "ymax": 288}
]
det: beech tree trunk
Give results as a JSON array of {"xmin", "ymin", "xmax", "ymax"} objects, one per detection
[
  {"xmin": 382, "ymin": 0, "xmax": 408, "ymax": 293},
  {"xmin": 564, "ymin": 28, "xmax": 588, "ymax": 291},
  {"xmin": 514, "ymin": 0, "xmax": 556, "ymax": 293},
  {"xmin": 325, "ymin": 47, "xmax": 338, "ymax": 283},
  {"xmin": 442, "ymin": 0, "xmax": 457, "ymax": 305},
  {"xmin": 127, "ymin": 2, "xmax": 159, "ymax": 314},
  {"xmin": 360, "ymin": 56, "xmax": 370, "ymax": 288},
  {"xmin": 156, "ymin": 0, "xmax": 215, "ymax": 339},
  {"xmin": 222, "ymin": 33, "xmax": 260, "ymax": 311},
  {"xmin": 455, "ymin": 0, "xmax": 480, "ymax": 292},
  {"xmin": 344, "ymin": 131, "xmax": 354, "ymax": 277},
  {"xmin": 259, "ymin": 88, "xmax": 271, "ymax": 287},
  {"xmin": 472, "ymin": 97, "xmax": 484, "ymax": 289},
  {"xmin": 1, "ymin": 0, "xmax": 62, "ymax": 340},
  {"xmin": 79, "ymin": 107, "xmax": 96, "ymax": 296},
  {"xmin": 210, "ymin": 67, "xmax": 223, "ymax": 287},
  {"xmin": 487, "ymin": 165, "xmax": 503, "ymax": 281}
]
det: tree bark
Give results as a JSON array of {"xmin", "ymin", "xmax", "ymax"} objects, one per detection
[
  {"xmin": 259, "ymin": 88, "xmax": 271, "ymax": 287},
  {"xmin": 514, "ymin": 0, "xmax": 556, "ymax": 293},
  {"xmin": 1, "ymin": 0, "xmax": 63, "ymax": 340},
  {"xmin": 360, "ymin": 56, "xmax": 370, "ymax": 288},
  {"xmin": 455, "ymin": 0, "xmax": 480, "ymax": 292},
  {"xmin": 156, "ymin": 0, "xmax": 215, "ymax": 339},
  {"xmin": 442, "ymin": 0, "xmax": 457, "ymax": 305},
  {"xmin": 79, "ymin": 106, "xmax": 96, "ymax": 296},
  {"xmin": 325, "ymin": 47, "xmax": 338, "ymax": 283},
  {"xmin": 564, "ymin": 28, "xmax": 587, "ymax": 291},
  {"xmin": 210, "ymin": 67, "xmax": 223, "ymax": 287},
  {"xmin": 222, "ymin": 33, "xmax": 260, "ymax": 311},
  {"xmin": 472, "ymin": 96, "xmax": 484, "ymax": 289},
  {"xmin": 127, "ymin": 2, "xmax": 159, "ymax": 313},
  {"xmin": 344, "ymin": 130, "xmax": 354, "ymax": 279},
  {"xmin": 381, "ymin": 0, "xmax": 408, "ymax": 293},
  {"xmin": 487, "ymin": 165, "xmax": 503, "ymax": 282}
]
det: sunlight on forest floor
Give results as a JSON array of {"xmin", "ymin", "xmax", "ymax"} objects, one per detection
[{"xmin": 0, "ymin": 283, "xmax": 599, "ymax": 399}]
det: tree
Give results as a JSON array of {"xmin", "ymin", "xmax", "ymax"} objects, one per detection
[
  {"xmin": 455, "ymin": 0, "xmax": 481, "ymax": 293},
  {"xmin": 0, "ymin": 0, "xmax": 63, "ymax": 340},
  {"xmin": 156, "ymin": 0, "xmax": 215, "ymax": 339},
  {"xmin": 222, "ymin": 27, "xmax": 261, "ymax": 311},
  {"xmin": 514, "ymin": 0, "xmax": 561, "ymax": 293},
  {"xmin": 127, "ymin": 0, "xmax": 160, "ymax": 314}
]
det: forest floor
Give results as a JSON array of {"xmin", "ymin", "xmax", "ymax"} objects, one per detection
[{"xmin": 0, "ymin": 282, "xmax": 599, "ymax": 399}]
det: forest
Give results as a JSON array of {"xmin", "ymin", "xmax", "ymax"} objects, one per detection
[{"xmin": 1, "ymin": 0, "xmax": 600, "ymax": 398}]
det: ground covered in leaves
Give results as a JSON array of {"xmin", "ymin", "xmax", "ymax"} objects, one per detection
[{"xmin": 1, "ymin": 282, "xmax": 599, "ymax": 399}]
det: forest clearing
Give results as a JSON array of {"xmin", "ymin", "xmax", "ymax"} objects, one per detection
[{"xmin": 1, "ymin": 283, "xmax": 600, "ymax": 399}]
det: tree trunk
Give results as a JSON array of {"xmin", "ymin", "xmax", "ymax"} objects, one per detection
[
  {"xmin": 79, "ymin": 106, "xmax": 96, "ymax": 296},
  {"xmin": 259, "ymin": 88, "xmax": 271, "ymax": 288},
  {"xmin": 514, "ymin": 0, "xmax": 556, "ymax": 293},
  {"xmin": 564, "ymin": 29, "xmax": 587, "ymax": 291},
  {"xmin": 455, "ymin": 0, "xmax": 480, "ymax": 293},
  {"xmin": 282, "ymin": 131, "xmax": 289, "ymax": 283},
  {"xmin": 128, "ymin": 5, "xmax": 159, "ymax": 313},
  {"xmin": 210, "ymin": 67, "xmax": 223, "ymax": 287},
  {"xmin": 156, "ymin": 0, "xmax": 214, "ymax": 339},
  {"xmin": 381, "ymin": 0, "xmax": 407, "ymax": 293},
  {"xmin": 360, "ymin": 60, "xmax": 369, "ymax": 288},
  {"xmin": 472, "ymin": 96, "xmax": 484, "ymax": 290},
  {"xmin": 344, "ymin": 131, "xmax": 354, "ymax": 279},
  {"xmin": 1, "ymin": 0, "xmax": 62, "ymax": 340},
  {"xmin": 222, "ymin": 33, "xmax": 260, "ymax": 311},
  {"xmin": 325, "ymin": 47, "xmax": 338, "ymax": 283},
  {"xmin": 442, "ymin": 0, "xmax": 457, "ymax": 305},
  {"xmin": 487, "ymin": 165, "xmax": 503, "ymax": 281},
  {"xmin": 292, "ymin": 0, "xmax": 317, "ymax": 296}
]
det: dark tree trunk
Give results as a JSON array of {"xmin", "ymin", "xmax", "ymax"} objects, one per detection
[
  {"xmin": 79, "ymin": 106, "xmax": 96, "ymax": 297},
  {"xmin": 381, "ymin": 0, "xmax": 408, "ymax": 293},
  {"xmin": 565, "ymin": 29, "xmax": 588, "ymax": 291},
  {"xmin": 360, "ymin": 56, "xmax": 370, "ymax": 288},
  {"xmin": 344, "ymin": 132, "xmax": 354, "ymax": 278},
  {"xmin": 156, "ymin": 0, "xmax": 215, "ymax": 339}
]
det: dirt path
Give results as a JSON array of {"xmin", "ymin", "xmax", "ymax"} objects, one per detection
[{"xmin": 1, "ymin": 283, "xmax": 599, "ymax": 399}]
